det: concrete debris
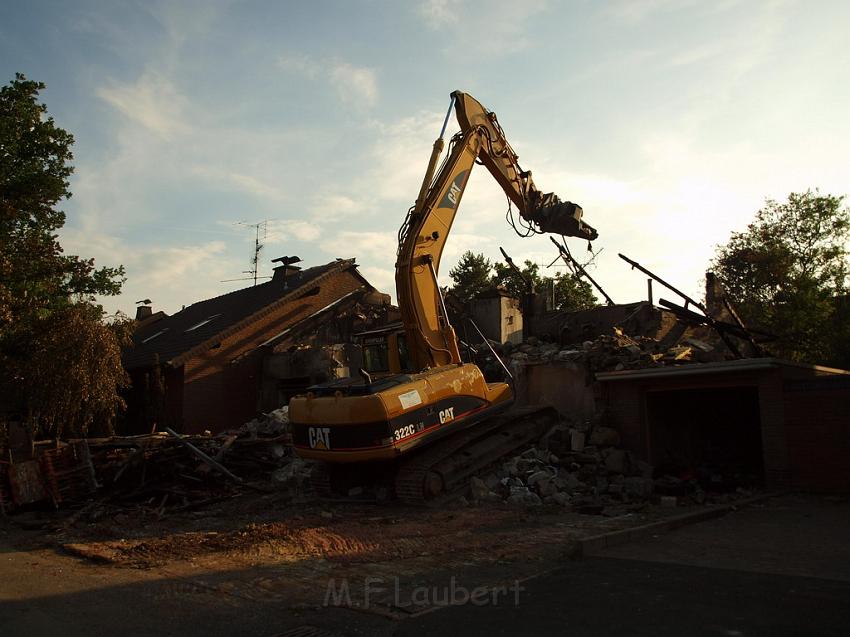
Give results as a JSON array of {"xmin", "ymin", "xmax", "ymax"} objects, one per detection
[
  {"xmin": 490, "ymin": 324, "xmax": 726, "ymax": 377},
  {"xmin": 469, "ymin": 476, "xmax": 499, "ymax": 502},
  {"xmin": 469, "ymin": 410, "xmax": 754, "ymax": 513},
  {"xmin": 235, "ymin": 406, "xmax": 290, "ymax": 439},
  {"xmin": 506, "ymin": 487, "xmax": 542, "ymax": 506}
]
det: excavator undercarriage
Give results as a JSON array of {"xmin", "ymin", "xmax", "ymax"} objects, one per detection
[{"xmin": 308, "ymin": 406, "xmax": 559, "ymax": 504}]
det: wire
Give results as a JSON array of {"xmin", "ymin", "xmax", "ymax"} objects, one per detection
[{"xmin": 504, "ymin": 195, "xmax": 541, "ymax": 238}]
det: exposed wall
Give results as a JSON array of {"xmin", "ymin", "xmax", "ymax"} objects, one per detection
[
  {"xmin": 783, "ymin": 375, "xmax": 850, "ymax": 492},
  {"xmin": 530, "ymin": 302, "xmax": 678, "ymax": 345},
  {"xmin": 470, "ymin": 295, "xmax": 522, "ymax": 345},
  {"xmin": 517, "ymin": 362, "xmax": 596, "ymax": 421}
]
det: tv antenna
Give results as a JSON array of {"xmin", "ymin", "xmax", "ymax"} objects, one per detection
[{"xmin": 221, "ymin": 220, "xmax": 272, "ymax": 285}]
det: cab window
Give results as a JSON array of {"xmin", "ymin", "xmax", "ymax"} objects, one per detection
[{"xmin": 363, "ymin": 342, "xmax": 390, "ymax": 373}]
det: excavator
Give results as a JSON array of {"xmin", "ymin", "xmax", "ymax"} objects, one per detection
[{"xmin": 289, "ymin": 91, "xmax": 597, "ymax": 502}]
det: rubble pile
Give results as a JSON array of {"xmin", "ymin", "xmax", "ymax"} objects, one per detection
[
  {"xmin": 497, "ymin": 329, "xmax": 721, "ymax": 374},
  {"xmin": 0, "ymin": 406, "xmax": 312, "ymax": 518},
  {"xmin": 467, "ymin": 416, "xmax": 749, "ymax": 513},
  {"xmin": 468, "ymin": 417, "xmax": 652, "ymax": 513}
]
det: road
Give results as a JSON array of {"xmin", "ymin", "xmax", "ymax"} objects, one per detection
[{"xmin": 2, "ymin": 494, "xmax": 848, "ymax": 636}]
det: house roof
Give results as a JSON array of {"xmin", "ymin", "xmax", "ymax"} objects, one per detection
[{"xmin": 123, "ymin": 259, "xmax": 367, "ymax": 370}]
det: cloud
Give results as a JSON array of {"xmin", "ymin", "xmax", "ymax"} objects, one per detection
[
  {"xmin": 309, "ymin": 194, "xmax": 368, "ymax": 220},
  {"xmin": 145, "ymin": 0, "xmax": 229, "ymax": 47},
  {"xmin": 359, "ymin": 266, "xmax": 396, "ymax": 298},
  {"xmin": 604, "ymin": 0, "xmax": 697, "ymax": 22},
  {"xmin": 60, "ymin": 225, "xmax": 241, "ymax": 315},
  {"xmin": 417, "ymin": 0, "xmax": 547, "ymax": 54},
  {"xmin": 330, "ymin": 63, "xmax": 378, "ymax": 107},
  {"xmin": 278, "ymin": 53, "xmax": 378, "ymax": 107},
  {"xmin": 190, "ymin": 165, "xmax": 288, "ymax": 203},
  {"xmin": 319, "ymin": 230, "xmax": 397, "ymax": 262},
  {"xmin": 277, "ymin": 52, "xmax": 321, "ymax": 77},
  {"xmin": 363, "ymin": 110, "xmax": 448, "ymax": 201},
  {"xmin": 266, "ymin": 219, "xmax": 322, "ymax": 243},
  {"xmin": 418, "ymin": 0, "xmax": 460, "ymax": 27},
  {"xmin": 96, "ymin": 72, "xmax": 189, "ymax": 139},
  {"xmin": 302, "ymin": 109, "xmax": 445, "ymax": 224}
]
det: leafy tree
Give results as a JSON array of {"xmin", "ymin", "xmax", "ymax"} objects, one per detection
[
  {"xmin": 25, "ymin": 305, "xmax": 133, "ymax": 438},
  {"xmin": 491, "ymin": 259, "xmax": 540, "ymax": 300},
  {"xmin": 711, "ymin": 190, "xmax": 850, "ymax": 364},
  {"xmin": 551, "ymin": 272, "xmax": 598, "ymax": 312},
  {"xmin": 448, "ymin": 251, "xmax": 493, "ymax": 305},
  {"xmin": 0, "ymin": 74, "xmax": 128, "ymax": 437},
  {"xmin": 492, "ymin": 259, "xmax": 597, "ymax": 312}
]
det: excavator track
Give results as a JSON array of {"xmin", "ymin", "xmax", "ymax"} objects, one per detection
[
  {"xmin": 394, "ymin": 405, "xmax": 558, "ymax": 505},
  {"xmin": 306, "ymin": 406, "xmax": 559, "ymax": 504}
]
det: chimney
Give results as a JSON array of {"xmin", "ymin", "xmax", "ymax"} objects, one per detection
[
  {"xmin": 271, "ymin": 256, "xmax": 303, "ymax": 287},
  {"xmin": 136, "ymin": 305, "xmax": 153, "ymax": 320}
]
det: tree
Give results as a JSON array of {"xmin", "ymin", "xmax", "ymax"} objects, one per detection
[
  {"xmin": 711, "ymin": 190, "xmax": 850, "ymax": 364},
  {"xmin": 0, "ymin": 74, "xmax": 128, "ymax": 437},
  {"xmin": 491, "ymin": 259, "xmax": 540, "ymax": 300},
  {"xmin": 551, "ymin": 272, "xmax": 597, "ymax": 312},
  {"xmin": 492, "ymin": 259, "xmax": 597, "ymax": 312},
  {"xmin": 448, "ymin": 251, "xmax": 493, "ymax": 305}
]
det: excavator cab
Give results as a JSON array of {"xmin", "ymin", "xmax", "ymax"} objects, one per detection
[{"xmin": 356, "ymin": 322, "xmax": 413, "ymax": 378}]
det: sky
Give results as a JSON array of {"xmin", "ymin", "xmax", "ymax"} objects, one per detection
[{"xmin": 2, "ymin": 0, "xmax": 848, "ymax": 316}]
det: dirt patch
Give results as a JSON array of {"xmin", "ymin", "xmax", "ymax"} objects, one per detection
[{"xmin": 54, "ymin": 498, "xmax": 668, "ymax": 570}]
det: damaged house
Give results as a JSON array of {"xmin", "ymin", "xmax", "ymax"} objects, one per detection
[
  {"xmin": 501, "ymin": 270, "xmax": 850, "ymax": 494},
  {"xmin": 122, "ymin": 258, "xmax": 395, "ymax": 434}
]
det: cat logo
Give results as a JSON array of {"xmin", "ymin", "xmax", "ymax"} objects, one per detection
[
  {"xmin": 439, "ymin": 407, "xmax": 455, "ymax": 424},
  {"xmin": 438, "ymin": 170, "xmax": 469, "ymax": 209},
  {"xmin": 447, "ymin": 181, "xmax": 462, "ymax": 205},
  {"xmin": 308, "ymin": 426, "xmax": 331, "ymax": 450}
]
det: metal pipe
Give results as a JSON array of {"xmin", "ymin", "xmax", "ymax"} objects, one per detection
[
  {"xmin": 427, "ymin": 258, "xmax": 451, "ymax": 331},
  {"xmin": 415, "ymin": 95, "xmax": 456, "ymax": 213},
  {"xmin": 468, "ymin": 319, "xmax": 513, "ymax": 380}
]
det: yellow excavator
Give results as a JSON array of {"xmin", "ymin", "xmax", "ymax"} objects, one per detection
[{"xmin": 290, "ymin": 91, "xmax": 597, "ymax": 502}]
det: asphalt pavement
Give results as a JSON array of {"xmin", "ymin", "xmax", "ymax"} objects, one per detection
[
  {"xmin": 2, "ymin": 494, "xmax": 848, "ymax": 636},
  {"xmin": 396, "ymin": 494, "xmax": 850, "ymax": 636}
]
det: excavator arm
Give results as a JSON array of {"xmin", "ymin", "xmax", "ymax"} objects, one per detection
[{"xmin": 396, "ymin": 91, "xmax": 597, "ymax": 371}]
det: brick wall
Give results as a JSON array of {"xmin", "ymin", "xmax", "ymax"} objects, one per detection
[
  {"xmin": 601, "ymin": 381, "xmax": 644, "ymax": 455},
  {"xmin": 783, "ymin": 376, "xmax": 850, "ymax": 492},
  {"xmin": 179, "ymin": 269, "xmax": 367, "ymax": 433}
]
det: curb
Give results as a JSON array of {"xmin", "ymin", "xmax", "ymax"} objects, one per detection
[{"xmin": 575, "ymin": 491, "xmax": 781, "ymax": 557}]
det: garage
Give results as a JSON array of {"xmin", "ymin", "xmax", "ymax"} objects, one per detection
[{"xmin": 597, "ymin": 359, "xmax": 850, "ymax": 491}]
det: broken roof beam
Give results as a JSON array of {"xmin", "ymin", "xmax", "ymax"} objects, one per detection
[
  {"xmin": 551, "ymin": 237, "xmax": 614, "ymax": 306},
  {"xmin": 658, "ymin": 298, "xmax": 776, "ymax": 341},
  {"xmin": 618, "ymin": 253, "xmax": 704, "ymax": 312},
  {"xmin": 619, "ymin": 253, "xmax": 746, "ymax": 358}
]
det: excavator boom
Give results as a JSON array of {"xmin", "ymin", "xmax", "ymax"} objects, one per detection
[{"xmin": 396, "ymin": 90, "xmax": 597, "ymax": 371}]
